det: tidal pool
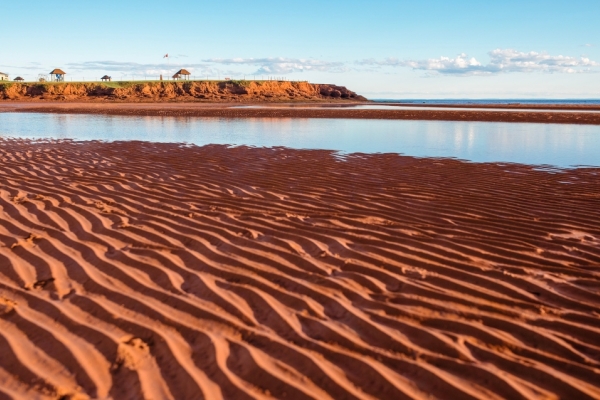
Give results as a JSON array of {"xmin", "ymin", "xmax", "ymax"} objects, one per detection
[{"xmin": 1, "ymin": 112, "xmax": 599, "ymax": 167}]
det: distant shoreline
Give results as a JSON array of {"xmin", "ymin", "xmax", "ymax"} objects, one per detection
[
  {"xmin": 382, "ymin": 103, "xmax": 600, "ymax": 111},
  {"xmin": 375, "ymin": 101, "xmax": 600, "ymax": 111},
  {"xmin": 2, "ymin": 101, "xmax": 600, "ymax": 125}
]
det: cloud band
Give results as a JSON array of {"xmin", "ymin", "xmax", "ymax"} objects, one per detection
[{"xmin": 359, "ymin": 49, "xmax": 599, "ymax": 75}]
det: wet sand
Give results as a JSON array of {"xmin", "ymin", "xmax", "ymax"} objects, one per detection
[
  {"xmin": 1, "ymin": 138, "xmax": 599, "ymax": 399},
  {"xmin": 2, "ymin": 102, "xmax": 600, "ymax": 124},
  {"xmin": 390, "ymin": 103, "xmax": 600, "ymax": 111}
]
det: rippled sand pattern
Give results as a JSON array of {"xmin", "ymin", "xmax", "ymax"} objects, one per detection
[{"xmin": 0, "ymin": 139, "xmax": 599, "ymax": 399}]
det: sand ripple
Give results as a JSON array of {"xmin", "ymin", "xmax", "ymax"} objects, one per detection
[{"xmin": 0, "ymin": 139, "xmax": 599, "ymax": 399}]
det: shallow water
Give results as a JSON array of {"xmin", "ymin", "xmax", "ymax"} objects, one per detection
[
  {"xmin": 234, "ymin": 104, "xmax": 600, "ymax": 113},
  {"xmin": 1, "ymin": 112, "xmax": 599, "ymax": 167},
  {"xmin": 375, "ymin": 98, "xmax": 600, "ymax": 105}
]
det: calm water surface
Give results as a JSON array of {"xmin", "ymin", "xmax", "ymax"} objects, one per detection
[
  {"xmin": 375, "ymin": 98, "xmax": 600, "ymax": 105},
  {"xmin": 235, "ymin": 104, "xmax": 600, "ymax": 113},
  {"xmin": 1, "ymin": 112, "xmax": 599, "ymax": 168}
]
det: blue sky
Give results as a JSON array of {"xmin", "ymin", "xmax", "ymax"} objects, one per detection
[{"xmin": 1, "ymin": 0, "xmax": 599, "ymax": 98}]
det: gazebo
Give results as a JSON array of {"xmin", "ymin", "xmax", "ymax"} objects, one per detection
[
  {"xmin": 101, "ymin": 75, "xmax": 112, "ymax": 82},
  {"xmin": 172, "ymin": 69, "xmax": 191, "ymax": 80},
  {"xmin": 50, "ymin": 68, "xmax": 66, "ymax": 82},
  {"xmin": 14, "ymin": 77, "xmax": 24, "ymax": 82}
]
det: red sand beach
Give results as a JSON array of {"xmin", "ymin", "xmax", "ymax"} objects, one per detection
[
  {"xmin": 0, "ymin": 139, "xmax": 599, "ymax": 399},
  {"xmin": 2, "ymin": 102, "xmax": 600, "ymax": 124}
]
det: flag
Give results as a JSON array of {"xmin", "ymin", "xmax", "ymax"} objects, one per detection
[{"xmin": 163, "ymin": 54, "xmax": 169, "ymax": 58}]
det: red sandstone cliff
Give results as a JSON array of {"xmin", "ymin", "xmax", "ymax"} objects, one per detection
[{"xmin": 0, "ymin": 81, "xmax": 367, "ymax": 102}]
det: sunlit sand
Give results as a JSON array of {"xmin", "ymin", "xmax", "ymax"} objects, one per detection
[{"xmin": 1, "ymin": 138, "xmax": 599, "ymax": 398}]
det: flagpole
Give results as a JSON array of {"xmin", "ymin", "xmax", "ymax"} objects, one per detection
[{"xmin": 163, "ymin": 53, "xmax": 170, "ymax": 79}]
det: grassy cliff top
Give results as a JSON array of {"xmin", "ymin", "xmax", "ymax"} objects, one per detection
[
  {"xmin": 0, "ymin": 79, "xmax": 309, "ymax": 88},
  {"xmin": 0, "ymin": 80, "xmax": 366, "ymax": 102}
]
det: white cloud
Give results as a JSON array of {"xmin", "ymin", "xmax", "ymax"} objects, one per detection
[
  {"xmin": 0, "ymin": 62, "xmax": 44, "ymax": 71},
  {"xmin": 488, "ymin": 49, "xmax": 598, "ymax": 73},
  {"xmin": 204, "ymin": 57, "xmax": 346, "ymax": 74},
  {"xmin": 64, "ymin": 58, "xmax": 345, "ymax": 77},
  {"xmin": 66, "ymin": 61, "xmax": 220, "ymax": 76},
  {"xmin": 359, "ymin": 49, "xmax": 600, "ymax": 75}
]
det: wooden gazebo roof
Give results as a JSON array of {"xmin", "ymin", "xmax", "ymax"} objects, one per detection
[
  {"xmin": 14, "ymin": 77, "xmax": 24, "ymax": 81},
  {"xmin": 50, "ymin": 69, "xmax": 66, "ymax": 75},
  {"xmin": 101, "ymin": 75, "xmax": 111, "ymax": 79},
  {"xmin": 175, "ymin": 69, "xmax": 191, "ymax": 75}
]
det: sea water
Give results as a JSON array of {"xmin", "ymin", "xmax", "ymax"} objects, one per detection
[
  {"xmin": 0, "ymin": 112, "xmax": 599, "ymax": 168},
  {"xmin": 374, "ymin": 98, "xmax": 600, "ymax": 106}
]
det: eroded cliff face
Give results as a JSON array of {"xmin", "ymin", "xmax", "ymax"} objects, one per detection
[{"xmin": 0, "ymin": 81, "xmax": 367, "ymax": 102}]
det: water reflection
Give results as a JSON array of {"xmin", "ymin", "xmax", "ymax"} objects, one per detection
[
  {"xmin": 234, "ymin": 104, "xmax": 600, "ymax": 113},
  {"xmin": 0, "ymin": 113, "xmax": 598, "ymax": 167}
]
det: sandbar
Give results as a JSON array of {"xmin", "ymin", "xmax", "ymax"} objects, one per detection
[
  {"xmin": 0, "ymin": 139, "xmax": 599, "ymax": 399},
  {"xmin": 2, "ymin": 102, "xmax": 600, "ymax": 124}
]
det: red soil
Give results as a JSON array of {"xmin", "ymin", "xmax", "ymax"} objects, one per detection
[
  {"xmin": 2, "ymin": 101, "xmax": 600, "ymax": 125},
  {"xmin": 0, "ymin": 81, "xmax": 366, "ymax": 102},
  {"xmin": 0, "ymin": 139, "xmax": 599, "ymax": 399}
]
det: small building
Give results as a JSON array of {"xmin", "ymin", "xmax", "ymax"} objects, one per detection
[
  {"xmin": 0, "ymin": 72, "xmax": 8, "ymax": 81},
  {"xmin": 172, "ymin": 69, "xmax": 191, "ymax": 80},
  {"xmin": 14, "ymin": 77, "xmax": 25, "ymax": 82},
  {"xmin": 101, "ymin": 75, "xmax": 112, "ymax": 82},
  {"xmin": 50, "ymin": 68, "xmax": 66, "ymax": 82}
]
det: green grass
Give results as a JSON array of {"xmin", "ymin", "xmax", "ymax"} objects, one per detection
[
  {"xmin": 1, "ymin": 79, "xmax": 311, "ymax": 91},
  {"xmin": 64, "ymin": 79, "xmax": 307, "ymax": 85}
]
